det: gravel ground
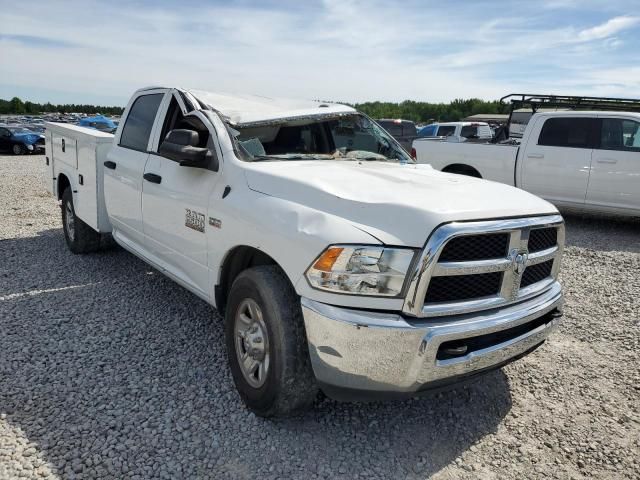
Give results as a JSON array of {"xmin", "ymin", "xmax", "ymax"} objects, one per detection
[{"xmin": 0, "ymin": 154, "xmax": 638, "ymax": 480}]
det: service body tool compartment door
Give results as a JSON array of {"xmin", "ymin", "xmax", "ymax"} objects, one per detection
[
  {"xmin": 75, "ymin": 137, "xmax": 114, "ymax": 232},
  {"xmin": 52, "ymin": 132, "xmax": 78, "ymax": 169},
  {"xmin": 44, "ymin": 129, "xmax": 54, "ymax": 194}
]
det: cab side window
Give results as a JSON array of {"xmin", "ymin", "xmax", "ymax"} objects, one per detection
[
  {"xmin": 119, "ymin": 93, "xmax": 164, "ymax": 152},
  {"xmin": 437, "ymin": 126, "xmax": 456, "ymax": 137},
  {"xmin": 600, "ymin": 118, "xmax": 640, "ymax": 152},
  {"xmin": 156, "ymin": 95, "xmax": 216, "ymax": 170},
  {"xmin": 159, "ymin": 96, "xmax": 210, "ymax": 150},
  {"xmin": 379, "ymin": 122, "xmax": 402, "ymax": 136},
  {"xmin": 538, "ymin": 117, "xmax": 592, "ymax": 148}
]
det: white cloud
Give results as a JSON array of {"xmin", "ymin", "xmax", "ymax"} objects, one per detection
[{"xmin": 577, "ymin": 16, "xmax": 640, "ymax": 41}]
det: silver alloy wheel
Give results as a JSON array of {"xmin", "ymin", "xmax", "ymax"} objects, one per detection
[
  {"xmin": 65, "ymin": 200, "xmax": 75, "ymax": 242},
  {"xmin": 12, "ymin": 144, "xmax": 23, "ymax": 155},
  {"xmin": 234, "ymin": 298, "xmax": 270, "ymax": 388}
]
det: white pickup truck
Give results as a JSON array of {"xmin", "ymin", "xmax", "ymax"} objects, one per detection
[
  {"xmin": 413, "ymin": 111, "xmax": 640, "ymax": 216},
  {"xmin": 45, "ymin": 86, "xmax": 565, "ymax": 416}
]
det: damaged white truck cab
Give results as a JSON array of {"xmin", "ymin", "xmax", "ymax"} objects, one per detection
[{"xmin": 45, "ymin": 86, "xmax": 565, "ymax": 416}]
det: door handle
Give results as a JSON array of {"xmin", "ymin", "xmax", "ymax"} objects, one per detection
[
  {"xmin": 527, "ymin": 153, "xmax": 544, "ymax": 159},
  {"xmin": 104, "ymin": 160, "xmax": 116, "ymax": 170},
  {"xmin": 143, "ymin": 173, "xmax": 162, "ymax": 184},
  {"xmin": 596, "ymin": 158, "xmax": 618, "ymax": 164}
]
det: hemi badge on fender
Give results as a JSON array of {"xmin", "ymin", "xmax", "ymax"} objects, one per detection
[
  {"xmin": 209, "ymin": 217, "xmax": 222, "ymax": 229},
  {"xmin": 185, "ymin": 209, "xmax": 205, "ymax": 233}
]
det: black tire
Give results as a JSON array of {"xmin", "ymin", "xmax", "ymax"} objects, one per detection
[
  {"xmin": 225, "ymin": 265, "xmax": 318, "ymax": 417},
  {"xmin": 61, "ymin": 188, "xmax": 101, "ymax": 254},
  {"xmin": 12, "ymin": 143, "xmax": 26, "ymax": 155}
]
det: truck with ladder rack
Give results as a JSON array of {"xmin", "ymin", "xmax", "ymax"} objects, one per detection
[{"xmin": 413, "ymin": 94, "xmax": 640, "ymax": 216}]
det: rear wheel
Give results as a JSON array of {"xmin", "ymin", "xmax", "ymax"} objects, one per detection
[
  {"xmin": 225, "ymin": 265, "xmax": 318, "ymax": 417},
  {"xmin": 12, "ymin": 144, "xmax": 26, "ymax": 155},
  {"xmin": 61, "ymin": 188, "xmax": 101, "ymax": 254}
]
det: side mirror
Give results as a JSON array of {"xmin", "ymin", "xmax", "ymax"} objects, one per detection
[{"xmin": 159, "ymin": 129, "xmax": 208, "ymax": 167}]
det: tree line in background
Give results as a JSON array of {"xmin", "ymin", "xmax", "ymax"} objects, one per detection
[
  {"xmin": 0, "ymin": 97, "xmax": 125, "ymax": 116},
  {"xmin": 1, "ymin": 96, "xmax": 509, "ymax": 123},
  {"xmin": 353, "ymin": 98, "xmax": 510, "ymax": 123}
]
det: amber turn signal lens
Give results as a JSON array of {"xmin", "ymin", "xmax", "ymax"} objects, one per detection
[{"xmin": 312, "ymin": 247, "xmax": 344, "ymax": 272}]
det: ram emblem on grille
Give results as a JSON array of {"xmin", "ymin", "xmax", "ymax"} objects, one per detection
[{"xmin": 510, "ymin": 248, "xmax": 529, "ymax": 275}]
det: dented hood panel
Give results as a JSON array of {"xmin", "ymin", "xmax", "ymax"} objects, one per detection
[{"xmin": 243, "ymin": 161, "xmax": 558, "ymax": 247}]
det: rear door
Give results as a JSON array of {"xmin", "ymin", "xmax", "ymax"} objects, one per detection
[
  {"xmin": 141, "ymin": 92, "xmax": 221, "ymax": 298},
  {"xmin": 103, "ymin": 89, "xmax": 166, "ymax": 249},
  {"xmin": 519, "ymin": 115, "xmax": 596, "ymax": 209},
  {"xmin": 586, "ymin": 116, "xmax": 640, "ymax": 212}
]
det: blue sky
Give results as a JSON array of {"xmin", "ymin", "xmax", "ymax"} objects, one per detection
[{"xmin": 1, "ymin": 0, "xmax": 639, "ymax": 106}]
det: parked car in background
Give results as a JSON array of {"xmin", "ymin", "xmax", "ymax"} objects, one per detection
[
  {"xmin": 24, "ymin": 123, "xmax": 46, "ymax": 133},
  {"xmin": 413, "ymin": 111, "xmax": 640, "ymax": 216},
  {"xmin": 0, "ymin": 125, "xmax": 45, "ymax": 155},
  {"xmin": 376, "ymin": 119, "xmax": 417, "ymax": 152},
  {"xmin": 78, "ymin": 115, "xmax": 118, "ymax": 133},
  {"xmin": 418, "ymin": 122, "xmax": 494, "ymax": 141}
]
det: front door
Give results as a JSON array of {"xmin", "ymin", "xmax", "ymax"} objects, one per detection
[
  {"xmin": 519, "ymin": 116, "xmax": 596, "ymax": 209},
  {"xmin": 586, "ymin": 116, "xmax": 640, "ymax": 213},
  {"xmin": 141, "ymin": 94, "xmax": 220, "ymax": 298}
]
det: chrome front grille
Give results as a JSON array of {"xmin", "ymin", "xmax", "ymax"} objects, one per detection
[
  {"xmin": 528, "ymin": 227, "xmax": 557, "ymax": 252},
  {"xmin": 438, "ymin": 232, "xmax": 509, "ymax": 262},
  {"xmin": 403, "ymin": 215, "xmax": 565, "ymax": 318},
  {"xmin": 424, "ymin": 271, "xmax": 503, "ymax": 303},
  {"xmin": 521, "ymin": 259, "xmax": 554, "ymax": 288}
]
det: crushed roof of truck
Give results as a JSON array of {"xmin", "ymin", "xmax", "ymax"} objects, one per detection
[{"xmin": 189, "ymin": 90, "xmax": 356, "ymax": 127}]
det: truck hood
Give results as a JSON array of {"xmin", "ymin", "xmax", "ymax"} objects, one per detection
[{"xmin": 243, "ymin": 161, "xmax": 558, "ymax": 247}]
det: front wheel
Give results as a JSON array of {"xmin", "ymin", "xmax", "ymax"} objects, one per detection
[
  {"xmin": 12, "ymin": 144, "xmax": 26, "ymax": 155},
  {"xmin": 225, "ymin": 266, "xmax": 318, "ymax": 417},
  {"xmin": 61, "ymin": 188, "xmax": 101, "ymax": 254}
]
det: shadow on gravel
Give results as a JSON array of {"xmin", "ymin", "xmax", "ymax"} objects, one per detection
[
  {"xmin": 0, "ymin": 229, "xmax": 512, "ymax": 479},
  {"xmin": 562, "ymin": 212, "xmax": 640, "ymax": 254}
]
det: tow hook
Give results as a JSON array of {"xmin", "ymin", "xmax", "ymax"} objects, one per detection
[{"xmin": 440, "ymin": 343, "xmax": 468, "ymax": 357}]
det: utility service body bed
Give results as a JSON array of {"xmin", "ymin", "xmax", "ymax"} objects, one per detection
[{"xmin": 45, "ymin": 122, "xmax": 114, "ymax": 233}]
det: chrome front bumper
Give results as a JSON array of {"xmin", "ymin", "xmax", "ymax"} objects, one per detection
[{"xmin": 301, "ymin": 282, "xmax": 562, "ymax": 400}]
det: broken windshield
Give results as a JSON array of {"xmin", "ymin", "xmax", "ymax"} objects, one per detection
[{"xmin": 232, "ymin": 114, "xmax": 413, "ymax": 163}]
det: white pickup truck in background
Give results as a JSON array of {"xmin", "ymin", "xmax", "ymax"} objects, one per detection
[
  {"xmin": 413, "ymin": 111, "xmax": 640, "ymax": 216},
  {"xmin": 45, "ymin": 86, "xmax": 565, "ymax": 416}
]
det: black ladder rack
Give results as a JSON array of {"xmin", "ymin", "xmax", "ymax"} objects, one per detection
[
  {"xmin": 494, "ymin": 93, "xmax": 640, "ymax": 142},
  {"xmin": 500, "ymin": 93, "xmax": 640, "ymax": 113}
]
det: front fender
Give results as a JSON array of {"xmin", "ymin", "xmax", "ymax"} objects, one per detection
[{"xmin": 208, "ymin": 188, "xmax": 405, "ymax": 311}]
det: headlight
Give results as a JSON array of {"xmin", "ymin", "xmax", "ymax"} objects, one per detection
[{"xmin": 305, "ymin": 245, "xmax": 416, "ymax": 297}]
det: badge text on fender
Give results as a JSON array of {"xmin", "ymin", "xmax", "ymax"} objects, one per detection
[{"xmin": 185, "ymin": 209, "xmax": 205, "ymax": 233}]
